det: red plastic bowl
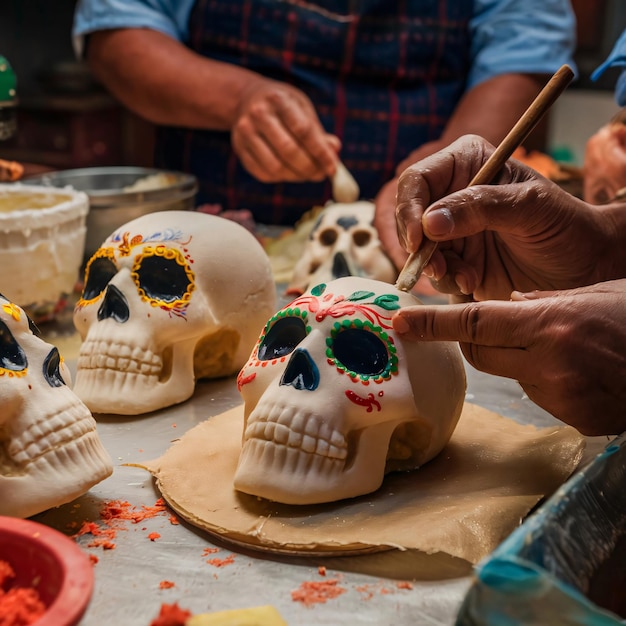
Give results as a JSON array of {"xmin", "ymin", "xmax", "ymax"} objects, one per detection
[{"xmin": 0, "ymin": 516, "xmax": 94, "ymax": 626}]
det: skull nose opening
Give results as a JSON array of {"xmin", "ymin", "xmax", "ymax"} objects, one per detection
[
  {"xmin": 97, "ymin": 284, "xmax": 130, "ymax": 323},
  {"xmin": 43, "ymin": 347, "xmax": 66, "ymax": 388},
  {"xmin": 279, "ymin": 348, "xmax": 319, "ymax": 391},
  {"xmin": 332, "ymin": 252, "xmax": 352, "ymax": 279}
]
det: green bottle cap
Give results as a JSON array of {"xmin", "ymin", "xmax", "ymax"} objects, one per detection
[{"xmin": 0, "ymin": 56, "xmax": 17, "ymax": 105}]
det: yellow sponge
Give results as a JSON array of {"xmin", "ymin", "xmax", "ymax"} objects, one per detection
[{"xmin": 186, "ymin": 605, "xmax": 287, "ymax": 626}]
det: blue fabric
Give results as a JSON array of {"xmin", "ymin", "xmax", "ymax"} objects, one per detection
[
  {"xmin": 157, "ymin": 0, "xmax": 473, "ymax": 224},
  {"xmin": 591, "ymin": 29, "xmax": 626, "ymax": 106},
  {"xmin": 73, "ymin": 0, "xmax": 577, "ymax": 90},
  {"xmin": 72, "ymin": 0, "xmax": 577, "ymax": 224}
]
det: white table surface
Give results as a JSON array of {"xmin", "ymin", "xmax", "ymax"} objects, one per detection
[{"xmin": 33, "ymin": 296, "xmax": 606, "ymax": 626}]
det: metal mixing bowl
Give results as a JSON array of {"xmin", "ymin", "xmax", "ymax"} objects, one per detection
[{"xmin": 26, "ymin": 166, "xmax": 198, "ymax": 258}]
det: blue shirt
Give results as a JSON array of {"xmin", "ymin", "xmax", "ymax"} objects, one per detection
[
  {"xmin": 591, "ymin": 29, "xmax": 626, "ymax": 106},
  {"xmin": 72, "ymin": 0, "xmax": 577, "ymax": 224},
  {"xmin": 73, "ymin": 0, "xmax": 577, "ymax": 90}
]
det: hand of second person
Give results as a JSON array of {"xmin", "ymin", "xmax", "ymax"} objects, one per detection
[
  {"xmin": 232, "ymin": 78, "xmax": 340, "ymax": 183},
  {"xmin": 393, "ymin": 280, "xmax": 626, "ymax": 435},
  {"xmin": 396, "ymin": 135, "xmax": 619, "ymax": 301}
]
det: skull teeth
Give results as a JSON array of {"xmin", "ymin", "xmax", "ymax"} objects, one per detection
[
  {"xmin": 78, "ymin": 339, "xmax": 162, "ymax": 375},
  {"xmin": 238, "ymin": 438, "xmax": 345, "ymax": 490},
  {"xmin": 244, "ymin": 403, "xmax": 347, "ymax": 461},
  {"xmin": 4, "ymin": 402, "xmax": 99, "ymax": 469}
]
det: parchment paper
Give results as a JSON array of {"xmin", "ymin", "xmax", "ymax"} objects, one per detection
[{"xmin": 138, "ymin": 402, "xmax": 584, "ymax": 565}]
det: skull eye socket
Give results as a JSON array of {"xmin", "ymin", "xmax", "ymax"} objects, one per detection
[
  {"xmin": 0, "ymin": 319, "xmax": 27, "ymax": 373},
  {"xmin": 352, "ymin": 230, "xmax": 371, "ymax": 247},
  {"xmin": 82, "ymin": 255, "xmax": 117, "ymax": 301},
  {"xmin": 318, "ymin": 228, "xmax": 338, "ymax": 246},
  {"xmin": 258, "ymin": 316, "xmax": 307, "ymax": 361},
  {"xmin": 327, "ymin": 319, "xmax": 398, "ymax": 382},
  {"xmin": 332, "ymin": 327, "xmax": 388, "ymax": 376},
  {"xmin": 134, "ymin": 253, "xmax": 192, "ymax": 303}
]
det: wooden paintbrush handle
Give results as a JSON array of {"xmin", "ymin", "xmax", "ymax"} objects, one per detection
[{"xmin": 395, "ymin": 64, "xmax": 574, "ymax": 292}]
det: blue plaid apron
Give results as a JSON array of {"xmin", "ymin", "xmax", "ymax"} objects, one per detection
[{"xmin": 155, "ymin": 0, "xmax": 472, "ymax": 224}]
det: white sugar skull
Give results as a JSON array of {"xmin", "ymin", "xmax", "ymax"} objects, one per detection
[
  {"xmin": 234, "ymin": 276, "xmax": 466, "ymax": 504},
  {"xmin": 0, "ymin": 294, "xmax": 113, "ymax": 518},
  {"xmin": 73, "ymin": 211, "xmax": 276, "ymax": 415},
  {"xmin": 287, "ymin": 202, "xmax": 397, "ymax": 296}
]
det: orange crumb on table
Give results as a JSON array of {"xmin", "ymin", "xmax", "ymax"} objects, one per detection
[
  {"xmin": 202, "ymin": 547, "xmax": 219, "ymax": 556},
  {"xmin": 206, "ymin": 554, "xmax": 235, "ymax": 568},
  {"xmin": 291, "ymin": 579, "xmax": 347, "ymax": 607},
  {"xmin": 318, "ymin": 566, "xmax": 327, "ymax": 576},
  {"xmin": 86, "ymin": 536, "xmax": 113, "ymax": 549},
  {"xmin": 89, "ymin": 554, "xmax": 99, "ymax": 565},
  {"xmin": 159, "ymin": 581, "xmax": 175, "ymax": 590},
  {"xmin": 355, "ymin": 580, "xmax": 414, "ymax": 601},
  {"xmin": 148, "ymin": 532, "xmax": 161, "ymax": 541},
  {"xmin": 73, "ymin": 498, "xmax": 172, "ymax": 551},
  {"xmin": 101, "ymin": 499, "xmax": 167, "ymax": 524},
  {"xmin": 149, "ymin": 602, "xmax": 192, "ymax": 626}
]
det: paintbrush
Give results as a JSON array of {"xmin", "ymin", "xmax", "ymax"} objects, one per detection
[{"xmin": 395, "ymin": 64, "xmax": 574, "ymax": 292}]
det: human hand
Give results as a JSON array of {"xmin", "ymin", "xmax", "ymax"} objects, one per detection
[
  {"xmin": 583, "ymin": 117, "xmax": 626, "ymax": 204},
  {"xmin": 393, "ymin": 280, "xmax": 626, "ymax": 435},
  {"xmin": 395, "ymin": 135, "xmax": 614, "ymax": 301},
  {"xmin": 232, "ymin": 78, "xmax": 340, "ymax": 183}
]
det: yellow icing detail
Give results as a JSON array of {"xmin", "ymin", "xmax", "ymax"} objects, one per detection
[
  {"xmin": 0, "ymin": 368, "xmax": 27, "ymax": 378},
  {"xmin": 118, "ymin": 231, "xmax": 141, "ymax": 256},
  {"xmin": 131, "ymin": 245, "xmax": 195, "ymax": 311},
  {"xmin": 2, "ymin": 302, "xmax": 21, "ymax": 322},
  {"xmin": 76, "ymin": 247, "xmax": 118, "ymax": 308}
]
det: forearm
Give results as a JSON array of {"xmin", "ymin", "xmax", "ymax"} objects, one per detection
[
  {"xmin": 393, "ymin": 73, "xmax": 547, "ymax": 175},
  {"xmin": 439, "ymin": 73, "xmax": 546, "ymax": 146},
  {"xmin": 86, "ymin": 28, "xmax": 264, "ymax": 130}
]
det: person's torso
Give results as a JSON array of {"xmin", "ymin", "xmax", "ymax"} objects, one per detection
[{"xmin": 156, "ymin": 0, "xmax": 472, "ymax": 224}]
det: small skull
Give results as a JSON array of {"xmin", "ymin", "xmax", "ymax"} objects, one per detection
[
  {"xmin": 234, "ymin": 277, "xmax": 466, "ymax": 504},
  {"xmin": 73, "ymin": 211, "xmax": 276, "ymax": 415},
  {"xmin": 287, "ymin": 202, "xmax": 397, "ymax": 296},
  {"xmin": 0, "ymin": 294, "xmax": 113, "ymax": 518}
]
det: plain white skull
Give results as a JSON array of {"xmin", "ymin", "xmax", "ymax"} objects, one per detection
[
  {"xmin": 0, "ymin": 294, "xmax": 113, "ymax": 518},
  {"xmin": 73, "ymin": 210, "xmax": 276, "ymax": 415},
  {"xmin": 287, "ymin": 202, "xmax": 397, "ymax": 296},
  {"xmin": 234, "ymin": 276, "xmax": 466, "ymax": 504}
]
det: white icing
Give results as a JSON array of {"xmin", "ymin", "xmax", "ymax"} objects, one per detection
[
  {"xmin": 0, "ymin": 295, "xmax": 112, "ymax": 518},
  {"xmin": 72, "ymin": 210, "xmax": 277, "ymax": 415},
  {"xmin": 288, "ymin": 201, "xmax": 397, "ymax": 296},
  {"xmin": 0, "ymin": 183, "xmax": 88, "ymax": 308},
  {"xmin": 234, "ymin": 276, "xmax": 466, "ymax": 504}
]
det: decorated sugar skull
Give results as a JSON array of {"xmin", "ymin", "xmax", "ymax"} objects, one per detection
[
  {"xmin": 0, "ymin": 293, "xmax": 113, "ymax": 518},
  {"xmin": 287, "ymin": 202, "xmax": 396, "ymax": 296},
  {"xmin": 234, "ymin": 276, "xmax": 466, "ymax": 504},
  {"xmin": 73, "ymin": 211, "xmax": 276, "ymax": 415}
]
